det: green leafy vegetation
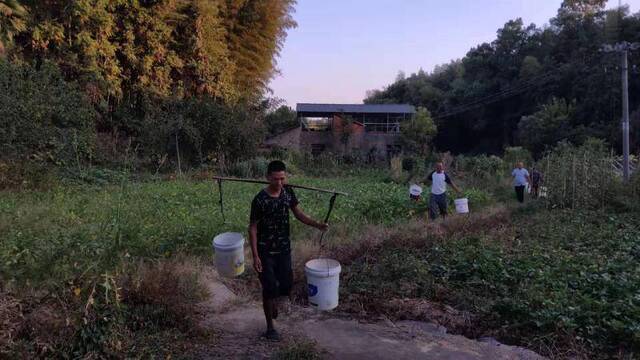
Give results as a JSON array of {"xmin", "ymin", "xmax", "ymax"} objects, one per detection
[{"xmin": 341, "ymin": 205, "xmax": 640, "ymax": 358}]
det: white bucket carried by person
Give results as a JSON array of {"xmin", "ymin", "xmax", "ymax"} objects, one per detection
[
  {"xmin": 454, "ymin": 198, "xmax": 469, "ymax": 214},
  {"xmin": 212, "ymin": 232, "xmax": 245, "ymax": 277},
  {"xmin": 305, "ymin": 258, "xmax": 341, "ymax": 311},
  {"xmin": 409, "ymin": 184, "xmax": 422, "ymax": 201},
  {"xmin": 539, "ymin": 186, "xmax": 548, "ymax": 198}
]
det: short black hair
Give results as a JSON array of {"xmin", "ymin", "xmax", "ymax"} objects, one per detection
[{"xmin": 267, "ymin": 160, "xmax": 286, "ymax": 174}]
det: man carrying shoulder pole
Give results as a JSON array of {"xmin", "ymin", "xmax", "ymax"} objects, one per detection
[{"xmin": 248, "ymin": 160, "xmax": 328, "ymax": 341}]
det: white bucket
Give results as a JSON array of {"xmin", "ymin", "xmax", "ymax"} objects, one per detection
[
  {"xmin": 454, "ymin": 198, "xmax": 469, "ymax": 214},
  {"xmin": 409, "ymin": 184, "xmax": 422, "ymax": 200},
  {"xmin": 212, "ymin": 232, "xmax": 245, "ymax": 277},
  {"xmin": 305, "ymin": 258, "xmax": 341, "ymax": 311},
  {"xmin": 539, "ymin": 186, "xmax": 548, "ymax": 198}
]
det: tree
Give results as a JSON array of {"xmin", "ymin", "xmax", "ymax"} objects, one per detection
[
  {"xmin": 0, "ymin": 60, "xmax": 96, "ymax": 163},
  {"xmin": 559, "ymin": 0, "xmax": 606, "ymax": 17},
  {"xmin": 0, "ymin": 0, "xmax": 27, "ymax": 56},
  {"xmin": 366, "ymin": 1, "xmax": 640, "ymax": 155},
  {"xmin": 400, "ymin": 107, "xmax": 437, "ymax": 156},
  {"xmin": 264, "ymin": 104, "xmax": 297, "ymax": 136},
  {"xmin": 224, "ymin": 0, "xmax": 297, "ymax": 100},
  {"xmin": 518, "ymin": 98, "xmax": 575, "ymax": 156},
  {"xmin": 10, "ymin": 0, "xmax": 297, "ymax": 113},
  {"xmin": 519, "ymin": 55, "xmax": 542, "ymax": 80}
]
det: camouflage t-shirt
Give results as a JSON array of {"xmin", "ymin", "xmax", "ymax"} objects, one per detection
[{"xmin": 250, "ymin": 186, "xmax": 299, "ymax": 254}]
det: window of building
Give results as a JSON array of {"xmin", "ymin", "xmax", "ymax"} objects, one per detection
[{"xmin": 300, "ymin": 117, "xmax": 332, "ymax": 131}]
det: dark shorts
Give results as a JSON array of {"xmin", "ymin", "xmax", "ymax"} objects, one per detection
[
  {"xmin": 515, "ymin": 185, "xmax": 525, "ymax": 203},
  {"xmin": 258, "ymin": 252, "xmax": 293, "ymax": 300},
  {"xmin": 429, "ymin": 193, "xmax": 448, "ymax": 220}
]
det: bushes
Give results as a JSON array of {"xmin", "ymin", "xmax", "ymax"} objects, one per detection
[
  {"xmin": 503, "ymin": 147, "xmax": 533, "ymax": 170},
  {"xmin": 227, "ymin": 157, "xmax": 270, "ymax": 178},
  {"xmin": 0, "ymin": 60, "xmax": 96, "ymax": 188},
  {"xmin": 1, "ymin": 258, "xmax": 209, "ymax": 358},
  {"xmin": 0, "ymin": 59, "xmax": 269, "ymax": 179},
  {"xmin": 140, "ymin": 97, "xmax": 265, "ymax": 169},
  {"xmin": 402, "ymin": 157, "xmax": 417, "ymax": 172},
  {"xmin": 0, "ymin": 60, "xmax": 96, "ymax": 164},
  {"xmin": 455, "ymin": 155, "xmax": 504, "ymax": 179}
]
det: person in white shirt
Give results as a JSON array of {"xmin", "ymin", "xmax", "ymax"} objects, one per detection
[
  {"xmin": 511, "ymin": 162, "xmax": 531, "ymax": 203},
  {"xmin": 425, "ymin": 162, "xmax": 461, "ymax": 220}
]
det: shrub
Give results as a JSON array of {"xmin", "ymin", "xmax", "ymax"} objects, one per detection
[
  {"xmin": 251, "ymin": 157, "xmax": 270, "ymax": 177},
  {"xmin": 503, "ymin": 146, "xmax": 533, "ymax": 170},
  {"xmin": 0, "ymin": 60, "xmax": 96, "ymax": 167},
  {"xmin": 227, "ymin": 157, "xmax": 270, "ymax": 178},
  {"xmin": 140, "ymin": 97, "xmax": 265, "ymax": 169},
  {"xmin": 227, "ymin": 161, "xmax": 252, "ymax": 178},
  {"xmin": 455, "ymin": 155, "xmax": 504, "ymax": 179},
  {"xmin": 402, "ymin": 157, "xmax": 417, "ymax": 172}
]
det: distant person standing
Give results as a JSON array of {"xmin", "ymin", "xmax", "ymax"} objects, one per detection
[
  {"xmin": 530, "ymin": 167, "xmax": 543, "ymax": 199},
  {"xmin": 425, "ymin": 162, "xmax": 461, "ymax": 221},
  {"xmin": 512, "ymin": 162, "xmax": 531, "ymax": 203}
]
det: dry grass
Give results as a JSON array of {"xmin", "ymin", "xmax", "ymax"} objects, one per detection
[
  {"xmin": 120, "ymin": 257, "xmax": 209, "ymax": 331},
  {"xmin": 0, "ymin": 290, "xmax": 74, "ymax": 357},
  {"xmin": 381, "ymin": 299, "xmax": 475, "ymax": 335},
  {"xmin": 324, "ymin": 205, "xmax": 512, "ymax": 265},
  {"xmin": 0, "ymin": 292, "xmax": 21, "ymax": 353},
  {"xmin": 1, "ymin": 256, "xmax": 212, "ymax": 358}
]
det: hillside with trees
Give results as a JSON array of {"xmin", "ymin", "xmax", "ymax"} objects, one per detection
[{"xmin": 365, "ymin": 0, "xmax": 640, "ymax": 157}]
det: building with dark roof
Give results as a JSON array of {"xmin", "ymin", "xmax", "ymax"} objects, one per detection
[{"xmin": 264, "ymin": 103, "xmax": 415, "ymax": 159}]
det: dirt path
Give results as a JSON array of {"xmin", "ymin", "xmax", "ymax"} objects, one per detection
[{"xmin": 196, "ymin": 269, "xmax": 546, "ymax": 360}]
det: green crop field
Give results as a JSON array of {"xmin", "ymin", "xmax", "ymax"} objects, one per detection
[{"xmin": 2, "ymin": 168, "xmax": 639, "ymax": 359}]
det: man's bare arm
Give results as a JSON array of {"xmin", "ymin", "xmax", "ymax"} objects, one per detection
[
  {"xmin": 450, "ymin": 180, "xmax": 462, "ymax": 194},
  {"xmin": 292, "ymin": 205, "xmax": 328, "ymax": 232},
  {"xmin": 248, "ymin": 222, "xmax": 262, "ymax": 272}
]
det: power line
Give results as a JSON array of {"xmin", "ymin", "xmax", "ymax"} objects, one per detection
[
  {"xmin": 432, "ymin": 52, "xmax": 604, "ymax": 120},
  {"xmin": 433, "ymin": 73, "xmax": 555, "ymax": 119},
  {"xmin": 433, "ymin": 71, "xmax": 557, "ymax": 119}
]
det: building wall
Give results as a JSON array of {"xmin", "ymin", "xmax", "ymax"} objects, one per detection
[
  {"xmin": 263, "ymin": 127, "xmax": 301, "ymax": 150},
  {"xmin": 267, "ymin": 114, "xmax": 403, "ymax": 159}
]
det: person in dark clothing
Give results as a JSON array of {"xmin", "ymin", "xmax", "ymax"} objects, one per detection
[
  {"xmin": 530, "ymin": 167, "xmax": 543, "ymax": 199},
  {"xmin": 248, "ymin": 161, "xmax": 328, "ymax": 341}
]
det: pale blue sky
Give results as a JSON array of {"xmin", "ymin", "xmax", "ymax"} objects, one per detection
[{"xmin": 269, "ymin": 0, "xmax": 640, "ymax": 106}]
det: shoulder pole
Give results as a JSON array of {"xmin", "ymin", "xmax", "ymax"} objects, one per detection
[{"xmin": 217, "ymin": 178, "xmax": 226, "ymax": 224}]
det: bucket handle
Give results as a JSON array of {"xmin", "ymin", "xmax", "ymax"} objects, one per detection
[{"xmin": 318, "ymin": 193, "xmax": 337, "ymax": 256}]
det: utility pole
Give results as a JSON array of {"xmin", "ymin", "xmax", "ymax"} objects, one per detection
[{"xmin": 602, "ymin": 41, "xmax": 640, "ymax": 182}]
